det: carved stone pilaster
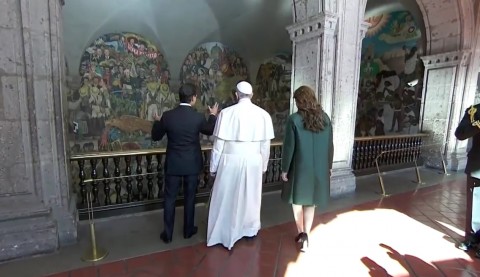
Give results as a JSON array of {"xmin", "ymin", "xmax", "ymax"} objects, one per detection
[
  {"xmin": 287, "ymin": 12, "xmax": 338, "ymax": 115},
  {"xmin": 420, "ymin": 50, "xmax": 472, "ymax": 171},
  {"xmin": 0, "ymin": 0, "xmax": 75, "ymax": 262},
  {"xmin": 288, "ymin": 4, "xmax": 365, "ymax": 197},
  {"xmin": 287, "ymin": 12, "xmax": 338, "ymax": 43},
  {"xmin": 359, "ymin": 21, "xmax": 370, "ymax": 40}
]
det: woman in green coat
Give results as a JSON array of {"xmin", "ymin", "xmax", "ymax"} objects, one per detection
[{"xmin": 280, "ymin": 85, "xmax": 334, "ymax": 252}]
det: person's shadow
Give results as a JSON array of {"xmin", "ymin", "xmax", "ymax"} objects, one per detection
[
  {"xmin": 380, "ymin": 243, "xmax": 440, "ymax": 276},
  {"xmin": 360, "ymin": 257, "xmax": 393, "ymax": 277}
]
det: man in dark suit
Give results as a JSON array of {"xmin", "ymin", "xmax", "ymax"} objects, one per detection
[
  {"xmin": 455, "ymin": 103, "xmax": 480, "ymax": 254},
  {"xmin": 151, "ymin": 83, "xmax": 218, "ymax": 243}
]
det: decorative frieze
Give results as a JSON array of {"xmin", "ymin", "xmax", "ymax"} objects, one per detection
[
  {"xmin": 286, "ymin": 12, "xmax": 338, "ymax": 43},
  {"xmin": 421, "ymin": 50, "xmax": 472, "ymax": 69}
]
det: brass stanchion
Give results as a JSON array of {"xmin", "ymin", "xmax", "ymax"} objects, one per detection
[
  {"xmin": 375, "ymin": 159, "xmax": 389, "ymax": 197},
  {"xmin": 440, "ymin": 144, "xmax": 451, "ymax": 176},
  {"xmin": 81, "ymin": 192, "xmax": 108, "ymax": 262},
  {"xmin": 413, "ymin": 160, "xmax": 425, "ymax": 185},
  {"xmin": 441, "ymin": 158, "xmax": 451, "ymax": 176}
]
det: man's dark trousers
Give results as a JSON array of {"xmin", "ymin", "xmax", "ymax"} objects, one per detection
[
  {"xmin": 163, "ymin": 175, "xmax": 198, "ymax": 239},
  {"xmin": 466, "ymin": 176, "xmax": 480, "ymax": 237}
]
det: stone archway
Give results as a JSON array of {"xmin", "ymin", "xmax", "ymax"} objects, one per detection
[
  {"xmin": 360, "ymin": 0, "xmax": 474, "ymax": 55},
  {"xmin": 287, "ymin": 0, "xmax": 478, "ymax": 196}
]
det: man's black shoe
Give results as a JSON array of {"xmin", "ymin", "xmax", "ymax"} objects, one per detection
[
  {"xmin": 160, "ymin": 232, "xmax": 172, "ymax": 244},
  {"xmin": 184, "ymin": 226, "xmax": 198, "ymax": 239},
  {"xmin": 458, "ymin": 241, "xmax": 473, "ymax": 251}
]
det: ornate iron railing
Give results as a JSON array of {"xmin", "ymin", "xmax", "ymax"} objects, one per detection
[{"xmin": 69, "ymin": 142, "xmax": 283, "ymax": 219}]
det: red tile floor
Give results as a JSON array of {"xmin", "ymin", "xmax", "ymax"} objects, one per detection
[{"xmin": 47, "ymin": 179, "xmax": 480, "ymax": 277}]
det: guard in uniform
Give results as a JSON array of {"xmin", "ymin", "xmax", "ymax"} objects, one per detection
[{"xmin": 455, "ymin": 103, "xmax": 480, "ymax": 255}]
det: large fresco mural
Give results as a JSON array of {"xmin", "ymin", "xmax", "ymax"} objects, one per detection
[
  {"xmin": 254, "ymin": 53, "xmax": 292, "ymax": 137},
  {"xmin": 180, "ymin": 42, "xmax": 249, "ymax": 111},
  {"xmin": 356, "ymin": 10, "xmax": 424, "ymax": 137},
  {"xmin": 67, "ymin": 32, "xmax": 176, "ymax": 153},
  {"xmin": 179, "ymin": 42, "xmax": 249, "ymax": 144}
]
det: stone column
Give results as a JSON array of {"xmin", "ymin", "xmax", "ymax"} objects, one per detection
[
  {"xmin": 287, "ymin": 0, "xmax": 367, "ymax": 196},
  {"xmin": 420, "ymin": 50, "xmax": 472, "ymax": 170},
  {"xmin": 0, "ymin": 0, "xmax": 76, "ymax": 262}
]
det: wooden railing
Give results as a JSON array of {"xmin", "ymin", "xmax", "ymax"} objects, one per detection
[
  {"xmin": 352, "ymin": 133, "xmax": 429, "ymax": 172},
  {"xmin": 69, "ymin": 134, "xmax": 431, "ymax": 218},
  {"xmin": 69, "ymin": 142, "xmax": 283, "ymax": 219}
]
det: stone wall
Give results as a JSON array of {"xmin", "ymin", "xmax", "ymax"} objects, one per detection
[{"xmin": 0, "ymin": 0, "xmax": 76, "ymax": 262}]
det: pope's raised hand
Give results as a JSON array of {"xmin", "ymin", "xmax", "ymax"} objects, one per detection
[{"xmin": 208, "ymin": 102, "xmax": 219, "ymax": 116}]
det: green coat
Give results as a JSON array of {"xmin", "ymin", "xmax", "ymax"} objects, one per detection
[{"xmin": 281, "ymin": 112, "xmax": 334, "ymax": 208}]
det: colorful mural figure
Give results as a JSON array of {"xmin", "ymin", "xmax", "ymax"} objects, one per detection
[
  {"xmin": 180, "ymin": 42, "xmax": 249, "ymax": 111},
  {"xmin": 67, "ymin": 32, "xmax": 176, "ymax": 153},
  {"xmin": 356, "ymin": 10, "xmax": 424, "ymax": 137},
  {"xmin": 179, "ymin": 42, "xmax": 249, "ymax": 144},
  {"xmin": 254, "ymin": 53, "xmax": 292, "ymax": 137}
]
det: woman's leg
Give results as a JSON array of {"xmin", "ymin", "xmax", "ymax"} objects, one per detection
[
  {"xmin": 292, "ymin": 204, "xmax": 304, "ymax": 233},
  {"xmin": 303, "ymin": 205, "xmax": 316, "ymax": 235}
]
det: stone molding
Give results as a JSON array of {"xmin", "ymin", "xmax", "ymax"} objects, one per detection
[
  {"xmin": 286, "ymin": 12, "xmax": 338, "ymax": 42},
  {"xmin": 421, "ymin": 50, "xmax": 472, "ymax": 69},
  {"xmin": 359, "ymin": 21, "xmax": 370, "ymax": 40}
]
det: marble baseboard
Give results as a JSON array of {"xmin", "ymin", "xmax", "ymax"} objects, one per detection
[{"xmin": 330, "ymin": 168, "xmax": 356, "ymax": 197}]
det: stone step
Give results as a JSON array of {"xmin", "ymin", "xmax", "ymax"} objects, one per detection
[
  {"xmin": 0, "ymin": 196, "xmax": 59, "ymax": 262},
  {"xmin": 0, "ymin": 215, "xmax": 58, "ymax": 263},
  {"xmin": 0, "ymin": 196, "xmax": 51, "ymax": 223}
]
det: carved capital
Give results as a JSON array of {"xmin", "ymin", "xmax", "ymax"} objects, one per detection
[
  {"xmin": 421, "ymin": 50, "xmax": 471, "ymax": 69},
  {"xmin": 286, "ymin": 12, "xmax": 338, "ymax": 43},
  {"xmin": 359, "ymin": 21, "xmax": 371, "ymax": 39}
]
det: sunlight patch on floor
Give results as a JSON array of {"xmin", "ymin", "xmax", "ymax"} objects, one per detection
[{"xmin": 284, "ymin": 209, "xmax": 472, "ymax": 276}]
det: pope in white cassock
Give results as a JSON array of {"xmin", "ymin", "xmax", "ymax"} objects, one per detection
[{"xmin": 207, "ymin": 81, "xmax": 275, "ymax": 250}]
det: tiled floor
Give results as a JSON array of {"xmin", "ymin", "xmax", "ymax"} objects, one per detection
[{"xmin": 44, "ymin": 178, "xmax": 480, "ymax": 277}]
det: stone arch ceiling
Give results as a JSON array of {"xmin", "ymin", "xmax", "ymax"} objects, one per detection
[
  {"xmin": 62, "ymin": 0, "xmax": 292, "ymax": 78},
  {"xmin": 291, "ymin": 0, "xmax": 474, "ymax": 55},
  {"xmin": 365, "ymin": 0, "xmax": 427, "ymax": 54},
  {"xmin": 366, "ymin": 0, "xmax": 473, "ymax": 54}
]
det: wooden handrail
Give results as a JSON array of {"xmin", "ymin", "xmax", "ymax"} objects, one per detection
[
  {"xmin": 354, "ymin": 133, "xmax": 428, "ymax": 142},
  {"xmin": 70, "ymin": 141, "xmax": 283, "ymax": 161}
]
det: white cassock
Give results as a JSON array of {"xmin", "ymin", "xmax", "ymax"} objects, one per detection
[{"xmin": 207, "ymin": 98, "xmax": 275, "ymax": 250}]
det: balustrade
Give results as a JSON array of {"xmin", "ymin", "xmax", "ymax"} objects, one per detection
[
  {"xmin": 70, "ymin": 134, "xmax": 431, "ymax": 219},
  {"xmin": 352, "ymin": 134, "xmax": 428, "ymax": 172},
  {"xmin": 70, "ymin": 142, "xmax": 284, "ymax": 219}
]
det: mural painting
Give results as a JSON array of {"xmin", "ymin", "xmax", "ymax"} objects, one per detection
[
  {"xmin": 67, "ymin": 32, "xmax": 176, "ymax": 153},
  {"xmin": 180, "ymin": 42, "xmax": 249, "ymax": 110},
  {"xmin": 356, "ymin": 10, "xmax": 424, "ymax": 137},
  {"xmin": 180, "ymin": 42, "xmax": 249, "ymax": 143},
  {"xmin": 254, "ymin": 53, "xmax": 292, "ymax": 137}
]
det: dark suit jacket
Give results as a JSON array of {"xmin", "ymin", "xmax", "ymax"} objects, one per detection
[
  {"xmin": 151, "ymin": 105, "xmax": 216, "ymax": 176},
  {"xmin": 455, "ymin": 104, "xmax": 480, "ymax": 177}
]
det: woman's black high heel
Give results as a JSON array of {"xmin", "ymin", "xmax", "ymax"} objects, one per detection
[
  {"xmin": 295, "ymin": 233, "xmax": 303, "ymax": 243},
  {"xmin": 300, "ymin": 233, "xmax": 309, "ymax": 252}
]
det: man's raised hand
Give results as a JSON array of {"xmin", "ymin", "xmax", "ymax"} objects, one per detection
[{"xmin": 208, "ymin": 103, "xmax": 219, "ymax": 116}]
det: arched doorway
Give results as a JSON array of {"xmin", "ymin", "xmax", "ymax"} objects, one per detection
[
  {"xmin": 354, "ymin": 0, "xmax": 476, "ymax": 172},
  {"xmin": 356, "ymin": 0, "xmax": 426, "ymax": 138}
]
